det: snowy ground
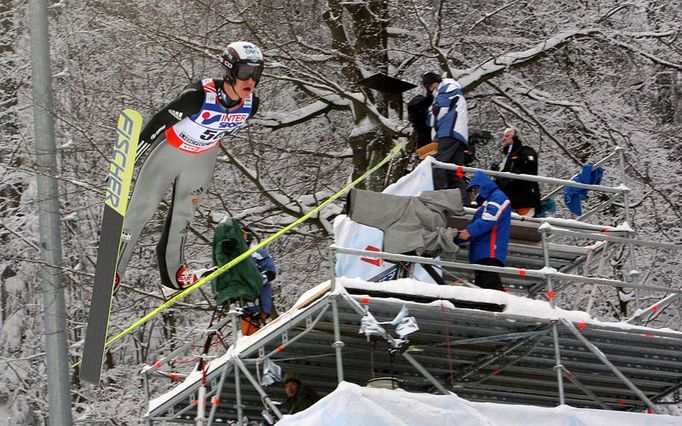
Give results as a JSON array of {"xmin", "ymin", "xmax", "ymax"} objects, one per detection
[{"xmin": 278, "ymin": 382, "xmax": 680, "ymax": 426}]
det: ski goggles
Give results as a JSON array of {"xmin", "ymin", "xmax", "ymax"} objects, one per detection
[{"xmin": 235, "ymin": 62, "xmax": 264, "ymax": 83}]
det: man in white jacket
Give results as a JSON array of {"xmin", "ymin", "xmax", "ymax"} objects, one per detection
[{"xmin": 424, "ymin": 72, "xmax": 470, "ymax": 200}]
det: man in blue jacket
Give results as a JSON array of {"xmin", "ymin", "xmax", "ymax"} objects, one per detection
[
  {"xmin": 423, "ymin": 72, "xmax": 469, "ymax": 198},
  {"xmin": 456, "ymin": 171, "xmax": 511, "ymax": 291}
]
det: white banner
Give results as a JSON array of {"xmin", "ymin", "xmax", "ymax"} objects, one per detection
[{"xmin": 333, "ymin": 157, "xmax": 438, "ymax": 282}]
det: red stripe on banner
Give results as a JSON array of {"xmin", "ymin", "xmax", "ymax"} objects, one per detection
[{"xmin": 360, "ymin": 245, "xmax": 384, "ymax": 267}]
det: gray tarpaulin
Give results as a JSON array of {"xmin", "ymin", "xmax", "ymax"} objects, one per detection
[{"xmin": 347, "ymin": 188, "xmax": 465, "ymax": 256}]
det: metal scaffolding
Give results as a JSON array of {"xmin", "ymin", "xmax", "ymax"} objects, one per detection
[
  {"xmin": 140, "ymin": 148, "xmax": 682, "ymax": 424},
  {"xmin": 141, "ymin": 273, "xmax": 682, "ymax": 424}
]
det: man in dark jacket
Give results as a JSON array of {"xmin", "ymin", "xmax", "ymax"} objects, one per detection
[
  {"xmin": 456, "ymin": 171, "xmax": 511, "ymax": 291},
  {"xmin": 493, "ymin": 127, "xmax": 540, "ymax": 217},
  {"xmin": 407, "ymin": 93, "xmax": 433, "ymax": 150},
  {"xmin": 281, "ymin": 372, "xmax": 321, "ymax": 415}
]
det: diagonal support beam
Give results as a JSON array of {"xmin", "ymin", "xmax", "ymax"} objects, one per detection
[
  {"xmin": 468, "ymin": 333, "xmax": 547, "ymax": 387},
  {"xmin": 560, "ymin": 366, "xmax": 610, "ymax": 409},
  {"xmin": 206, "ymin": 362, "xmax": 234, "ymax": 426},
  {"xmin": 233, "ymin": 356, "xmax": 283, "ymax": 420},
  {"xmin": 560, "ymin": 317, "xmax": 661, "ymax": 413},
  {"xmin": 402, "ymin": 351, "xmax": 452, "ymax": 395},
  {"xmin": 456, "ymin": 324, "xmax": 551, "ymax": 382}
]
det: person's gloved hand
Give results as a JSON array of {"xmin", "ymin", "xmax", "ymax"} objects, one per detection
[{"xmin": 453, "ymin": 228, "xmax": 471, "ymax": 246}]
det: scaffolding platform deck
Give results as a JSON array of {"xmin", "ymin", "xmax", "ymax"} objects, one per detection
[{"xmin": 144, "ymin": 279, "xmax": 682, "ymax": 424}]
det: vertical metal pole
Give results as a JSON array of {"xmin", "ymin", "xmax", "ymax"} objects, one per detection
[
  {"xmin": 206, "ymin": 362, "xmax": 232, "ymax": 426},
  {"xmin": 28, "ymin": 1, "xmax": 73, "ymax": 424},
  {"xmin": 195, "ymin": 381, "xmax": 207, "ymax": 426},
  {"xmin": 143, "ymin": 370, "xmax": 152, "ymax": 426},
  {"xmin": 541, "ymin": 228, "xmax": 565, "ymax": 405},
  {"xmin": 329, "ymin": 246, "xmax": 337, "ymax": 293},
  {"xmin": 329, "ymin": 246, "xmax": 345, "ymax": 382},
  {"xmin": 617, "ymin": 147, "xmax": 640, "ymax": 306},
  {"xmin": 331, "ymin": 297, "xmax": 345, "ymax": 383},
  {"xmin": 229, "ymin": 310, "xmax": 243, "ymax": 425},
  {"xmin": 234, "ymin": 364, "xmax": 243, "ymax": 426}
]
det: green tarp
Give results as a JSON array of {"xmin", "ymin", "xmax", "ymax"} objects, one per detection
[{"xmin": 211, "ymin": 218, "xmax": 263, "ymax": 306}]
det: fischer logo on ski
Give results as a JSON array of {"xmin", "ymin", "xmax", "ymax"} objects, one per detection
[
  {"xmin": 105, "ymin": 112, "xmax": 138, "ymax": 212},
  {"xmin": 81, "ymin": 109, "xmax": 142, "ymax": 385}
]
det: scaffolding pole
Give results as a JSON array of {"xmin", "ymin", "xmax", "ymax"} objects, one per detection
[
  {"xmin": 331, "ymin": 296, "xmax": 345, "ymax": 383},
  {"xmin": 431, "ymin": 160, "xmax": 627, "ymax": 195},
  {"xmin": 541, "ymin": 227, "xmax": 565, "ymax": 405},
  {"xmin": 627, "ymin": 291, "xmax": 682, "ymax": 325},
  {"xmin": 617, "ymin": 147, "xmax": 641, "ymax": 307},
  {"xmin": 331, "ymin": 246, "xmax": 682, "ymax": 295},
  {"xmin": 206, "ymin": 362, "xmax": 232, "ymax": 426},
  {"xmin": 402, "ymin": 352, "xmax": 452, "ymax": 395},
  {"xmin": 541, "ymin": 149, "xmax": 622, "ymax": 200},
  {"xmin": 457, "ymin": 326, "xmax": 550, "ymax": 382},
  {"xmin": 229, "ymin": 310, "xmax": 243, "ymax": 425},
  {"xmin": 560, "ymin": 366, "xmax": 610, "ymax": 410},
  {"xmin": 544, "ymin": 225, "xmax": 682, "ymax": 251},
  {"xmin": 233, "ymin": 357, "xmax": 283, "ymax": 420},
  {"xmin": 560, "ymin": 317, "xmax": 661, "ymax": 413}
]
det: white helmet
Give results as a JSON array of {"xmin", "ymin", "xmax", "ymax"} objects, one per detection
[{"xmin": 220, "ymin": 41, "xmax": 264, "ymax": 85}]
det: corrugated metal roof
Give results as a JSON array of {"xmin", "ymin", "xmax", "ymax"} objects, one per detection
[{"xmin": 144, "ymin": 279, "xmax": 682, "ymax": 424}]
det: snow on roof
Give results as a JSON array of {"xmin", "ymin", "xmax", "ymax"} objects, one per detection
[
  {"xmin": 277, "ymin": 381, "xmax": 679, "ymax": 426},
  {"xmin": 338, "ymin": 277, "xmax": 682, "ymax": 335}
]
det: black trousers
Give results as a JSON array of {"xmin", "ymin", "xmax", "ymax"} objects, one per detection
[
  {"xmin": 433, "ymin": 137, "xmax": 469, "ymax": 204},
  {"xmin": 474, "ymin": 258, "xmax": 505, "ymax": 292}
]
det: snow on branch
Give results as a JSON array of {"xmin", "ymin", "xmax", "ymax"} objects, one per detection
[
  {"xmin": 253, "ymin": 97, "xmax": 348, "ymax": 128},
  {"xmin": 217, "ymin": 144, "xmax": 337, "ymax": 231},
  {"xmin": 455, "ymin": 27, "xmax": 602, "ymax": 89},
  {"xmin": 605, "ymin": 36, "xmax": 682, "ymax": 71}
]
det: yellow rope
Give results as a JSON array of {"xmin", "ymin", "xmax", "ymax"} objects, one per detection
[{"xmin": 74, "ymin": 142, "xmax": 404, "ymax": 368}]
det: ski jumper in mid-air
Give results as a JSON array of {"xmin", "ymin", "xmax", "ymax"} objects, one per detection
[{"xmin": 115, "ymin": 41, "xmax": 264, "ymax": 291}]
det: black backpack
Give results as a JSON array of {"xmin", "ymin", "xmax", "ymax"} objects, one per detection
[{"xmin": 407, "ymin": 94, "xmax": 433, "ymax": 149}]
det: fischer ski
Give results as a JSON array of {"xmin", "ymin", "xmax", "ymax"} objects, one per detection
[{"xmin": 81, "ymin": 109, "xmax": 142, "ymax": 384}]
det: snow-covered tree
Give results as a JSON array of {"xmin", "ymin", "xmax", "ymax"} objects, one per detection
[{"xmin": 0, "ymin": 0, "xmax": 679, "ymax": 422}]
